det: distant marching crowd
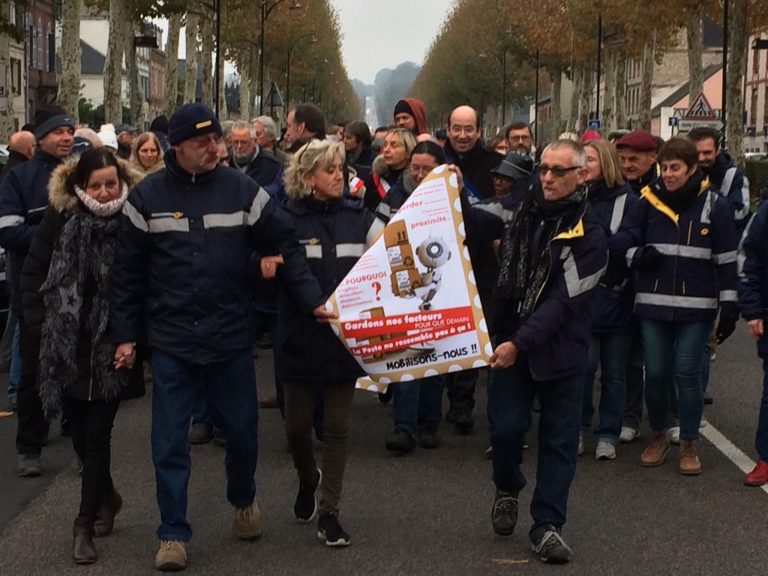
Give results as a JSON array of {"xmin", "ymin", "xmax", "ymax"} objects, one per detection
[{"xmin": 2, "ymin": 94, "xmax": 768, "ymax": 570}]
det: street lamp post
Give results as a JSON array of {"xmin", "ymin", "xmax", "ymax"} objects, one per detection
[
  {"xmin": 259, "ymin": 0, "xmax": 302, "ymax": 115},
  {"xmin": 721, "ymin": 0, "xmax": 728, "ymax": 146},
  {"xmin": 286, "ymin": 33, "xmax": 317, "ymax": 109}
]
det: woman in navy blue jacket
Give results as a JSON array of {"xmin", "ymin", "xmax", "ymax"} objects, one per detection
[
  {"xmin": 580, "ymin": 139, "xmax": 639, "ymax": 460},
  {"xmin": 623, "ymin": 138, "xmax": 738, "ymax": 475},
  {"xmin": 277, "ymin": 140, "xmax": 383, "ymax": 547}
]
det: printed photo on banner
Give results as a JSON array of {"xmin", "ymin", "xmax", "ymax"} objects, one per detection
[{"xmin": 326, "ymin": 166, "xmax": 492, "ymax": 392}]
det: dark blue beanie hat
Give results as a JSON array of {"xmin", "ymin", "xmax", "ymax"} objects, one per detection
[{"xmin": 168, "ymin": 103, "xmax": 222, "ymax": 146}]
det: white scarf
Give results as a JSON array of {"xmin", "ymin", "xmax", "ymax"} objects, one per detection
[{"xmin": 74, "ymin": 182, "xmax": 130, "ymax": 217}]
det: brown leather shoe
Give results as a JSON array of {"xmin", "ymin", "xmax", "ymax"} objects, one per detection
[
  {"xmin": 639, "ymin": 431, "xmax": 670, "ymax": 467},
  {"xmin": 678, "ymin": 440, "xmax": 702, "ymax": 475},
  {"xmin": 94, "ymin": 488, "xmax": 123, "ymax": 537},
  {"xmin": 72, "ymin": 516, "xmax": 98, "ymax": 564}
]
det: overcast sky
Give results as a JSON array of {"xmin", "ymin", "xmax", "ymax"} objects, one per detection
[{"xmin": 330, "ymin": 0, "xmax": 454, "ymax": 84}]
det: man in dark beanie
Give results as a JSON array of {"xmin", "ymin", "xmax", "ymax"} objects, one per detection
[
  {"xmin": 393, "ymin": 98, "xmax": 428, "ymax": 136},
  {"xmin": 0, "ymin": 104, "xmax": 74, "ymax": 477},
  {"xmin": 110, "ymin": 102, "xmax": 334, "ymax": 571},
  {"xmin": 150, "ymin": 114, "xmax": 170, "ymax": 152}
]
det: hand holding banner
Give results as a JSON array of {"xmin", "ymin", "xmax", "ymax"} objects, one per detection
[{"xmin": 325, "ymin": 166, "xmax": 492, "ymax": 392}]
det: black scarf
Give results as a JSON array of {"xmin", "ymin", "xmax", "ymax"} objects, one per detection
[
  {"xmin": 496, "ymin": 183, "xmax": 587, "ymax": 317},
  {"xmin": 38, "ymin": 206, "xmax": 125, "ymax": 420},
  {"xmin": 651, "ymin": 170, "xmax": 705, "ymax": 213}
]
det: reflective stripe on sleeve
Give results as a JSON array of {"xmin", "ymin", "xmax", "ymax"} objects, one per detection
[
  {"xmin": 246, "ymin": 187, "xmax": 271, "ymax": 226},
  {"xmin": 337, "ymin": 243, "xmax": 365, "ymax": 258},
  {"xmin": 0, "ymin": 215, "xmax": 24, "ymax": 229},
  {"xmin": 28, "ymin": 205, "xmax": 47, "ymax": 214},
  {"xmin": 635, "ymin": 293, "xmax": 717, "ymax": 309},
  {"xmin": 609, "ymin": 194, "xmax": 627, "ymax": 234},
  {"xmin": 562, "ymin": 251, "xmax": 606, "ymax": 298},
  {"xmin": 203, "ymin": 211, "xmax": 246, "ymax": 229},
  {"xmin": 719, "ymin": 290, "xmax": 738, "ymax": 302},
  {"xmin": 713, "ymin": 250, "xmax": 737, "ymax": 264},
  {"xmin": 122, "ymin": 202, "xmax": 148, "ymax": 233},
  {"xmin": 148, "ymin": 217, "xmax": 190, "ymax": 233},
  {"xmin": 626, "ymin": 247, "xmax": 638, "ymax": 267}
]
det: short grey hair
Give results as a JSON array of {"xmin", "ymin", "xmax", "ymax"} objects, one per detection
[
  {"xmin": 221, "ymin": 120, "xmax": 235, "ymax": 138},
  {"xmin": 251, "ymin": 116, "xmax": 277, "ymax": 139},
  {"xmin": 232, "ymin": 120, "xmax": 256, "ymax": 139},
  {"xmin": 542, "ymin": 139, "xmax": 586, "ymax": 167}
]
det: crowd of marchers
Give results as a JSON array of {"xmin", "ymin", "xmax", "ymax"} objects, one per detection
[{"xmin": 2, "ymin": 93, "xmax": 768, "ymax": 571}]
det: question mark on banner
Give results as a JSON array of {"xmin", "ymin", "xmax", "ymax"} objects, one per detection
[{"xmin": 372, "ymin": 281, "xmax": 382, "ymax": 301}]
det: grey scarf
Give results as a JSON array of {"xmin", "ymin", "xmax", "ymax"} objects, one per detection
[{"xmin": 38, "ymin": 206, "xmax": 125, "ymax": 420}]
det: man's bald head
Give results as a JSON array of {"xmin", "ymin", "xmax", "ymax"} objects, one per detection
[
  {"xmin": 9, "ymin": 130, "xmax": 35, "ymax": 159},
  {"xmin": 447, "ymin": 105, "xmax": 480, "ymax": 154}
]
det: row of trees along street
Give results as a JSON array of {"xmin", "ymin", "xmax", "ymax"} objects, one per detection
[
  {"xmin": 411, "ymin": 0, "xmax": 768, "ymax": 163},
  {"xmin": 0, "ymin": 0, "xmax": 360, "ymax": 136}
]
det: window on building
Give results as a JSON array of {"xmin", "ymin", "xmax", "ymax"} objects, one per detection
[
  {"xmin": 48, "ymin": 29, "xmax": 54, "ymax": 72},
  {"xmin": 751, "ymin": 88, "xmax": 758, "ymax": 126}
]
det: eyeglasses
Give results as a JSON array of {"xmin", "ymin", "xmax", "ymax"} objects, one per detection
[
  {"xmin": 449, "ymin": 125, "xmax": 477, "ymax": 136},
  {"xmin": 539, "ymin": 165, "xmax": 581, "ymax": 178}
]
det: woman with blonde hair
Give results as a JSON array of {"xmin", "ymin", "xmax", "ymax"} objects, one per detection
[
  {"xmin": 277, "ymin": 139, "xmax": 383, "ymax": 547},
  {"xmin": 130, "ymin": 131, "xmax": 164, "ymax": 174},
  {"xmin": 363, "ymin": 127, "xmax": 417, "ymax": 210},
  {"xmin": 579, "ymin": 138, "xmax": 639, "ymax": 460}
]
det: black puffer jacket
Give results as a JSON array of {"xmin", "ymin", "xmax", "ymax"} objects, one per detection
[{"xmin": 21, "ymin": 157, "xmax": 145, "ymax": 405}]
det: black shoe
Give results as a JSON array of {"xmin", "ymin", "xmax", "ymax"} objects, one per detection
[
  {"xmin": 317, "ymin": 514, "xmax": 350, "ymax": 547},
  {"xmin": 188, "ymin": 425, "xmax": 213, "ymax": 445},
  {"xmin": 531, "ymin": 525, "xmax": 573, "ymax": 564},
  {"xmin": 60, "ymin": 416, "xmax": 70, "ymax": 437},
  {"xmin": 256, "ymin": 333, "xmax": 273, "ymax": 350},
  {"xmin": 704, "ymin": 394, "xmax": 714, "ymax": 405},
  {"xmin": 453, "ymin": 411, "xmax": 474, "ymax": 434},
  {"xmin": 212, "ymin": 428, "xmax": 227, "ymax": 447},
  {"xmin": 377, "ymin": 388, "xmax": 392, "ymax": 404},
  {"xmin": 417, "ymin": 429, "xmax": 441, "ymax": 449},
  {"xmin": 294, "ymin": 469, "xmax": 321, "ymax": 523},
  {"xmin": 385, "ymin": 428, "xmax": 415, "ymax": 453},
  {"xmin": 17, "ymin": 453, "xmax": 41, "ymax": 477},
  {"xmin": 445, "ymin": 409, "xmax": 459, "ymax": 425},
  {"xmin": 491, "ymin": 490, "xmax": 518, "ymax": 536}
]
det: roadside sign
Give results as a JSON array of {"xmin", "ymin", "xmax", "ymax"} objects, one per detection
[
  {"xmin": 677, "ymin": 119, "xmax": 722, "ymax": 133},
  {"xmin": 588, "ymin": 119, "xmax": 601, "ymax": 129},
  {"xmin": 684, "ymin": 92, "xmax": 717, "ymax": 121},
  {"xmin": 668, "ymin": 117, "xmax": 679, "ymax": 127},
  {"xmin": 266, "ymin": 82, "xmax": 284, "ymax": 108}
]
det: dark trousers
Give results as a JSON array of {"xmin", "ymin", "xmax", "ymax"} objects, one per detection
[
  {"xmin": 284, "ymin": 379, "xmax": 355, "ymax": 517},
  {"xmin": 755, "ymin": 359, "xmax": 768, "ymax": 462},
  {"xmin": 622, "ymin": 327, "xmax": 645, "ymax": 430},
  {"xmin": 64, "ymin": 396, "xmax": 120, "ymax": 519},
  {"xmin": 488, "ymin": 355, "xmax": 582, "ymax": 534},
  {"xmin": 446, "ymin": 368, "xmax": 479, "ymax": 416},
  {"xmin": 16, "ymin": 321, "xmax": 49, "ymax": 456},
  {"xmin": 151, "ymin": 348, "xmax": 259, "ymax": 541}
]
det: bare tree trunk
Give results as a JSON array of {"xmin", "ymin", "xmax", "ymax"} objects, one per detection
[
  {"xmin": 183, "ymin": 8, "xmax": 199, "ymax": 103},
  {"xmin": 687, "ymin": 2, "xmax": 704, "ymax": 99},
  {"xmin": 126, "ymin": 24, "xmax": 145, "ymax": 129},
  {"xmin": 200, "ymin": 6, "xmax": 214, "ymax": 107},
  {"xmin": 578, "ymin": 63, "xmax": 592, "ymax": 131},
  {"xmin": 638, "ymin": 31, "xmax": 656, "ymax": 131},
  {"xmin": 549, "ymin": 64, "xmax": 563, "ymax": 142},
  {"xmin": 163, "ymin": 12, "xmax": 182, "ymax": 116},
  {"xmin": 0, "ymin": 1, "xmax": 14, "ymax": 138},
  {"xmin": 726, "ymin": 0, "xmax": 747, "ymax": 164},
  {"xmin": 567, "ymin": 65, "xmax": 581, "ymax": 132},
  {"xmin": 601, "ymin": 44, "xmax": 615, "ymax": 132},
  {"xmin": 217, "ymin": 53, "xmax": 227, "ymax": 118},
  {"xmin": 104, "ymin": 0, "xmax": 127, "ymax": 125},
  {"xmin": 614, "ymin": 42, "xmax": 628, "ymax": 129},
  {"xmin": 58, "ymin": 0, "xmax": 81, "ymax": 122},
  {"xmin": 238, "ymin": 53, "xmax": 252, "ymax": 120},
  {"xmin": 248, "ymin": 51, "xmax": 259, "ymax": 118}
]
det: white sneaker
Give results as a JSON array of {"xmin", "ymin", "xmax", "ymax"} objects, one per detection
[
  {"xmin": 667, "ymin": 426, "xmax": 680, "ymax": 445},
  {"xmin": 619, "ymin": 426, "xmax": 638, "ymax": 443},
  {"xmin": 577, "ymin": 432, "xmax": 584, "ymax": 456},
  {"xmin": 699, "ymin": 417, "xmax": 708, "ymax": 429},
  {"xmin": 595, "ymin": 441, "xmax": 617, "ymax": 461}
]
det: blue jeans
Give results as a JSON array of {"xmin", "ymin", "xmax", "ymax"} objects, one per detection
[
  {"xmin": 151, "ymin": 348, "xmax": 259, "ymax": 541},
  {"xmin": 582, "ymin": 331, "xmax": 632, "ymax": 445},
  {"xmin": 392, "ymin": 375, "xmax": 445, "ymax": 438},
  {"xmin": 488, "ymin": 354, "xmax": 583, "ymax": 534},
  {"xmin": 640, "ymin": 319, "xmax": 712, "ymax": 442},
  {"xmin": 755, "ymin": 359, "xmax": 768, "ymax": 461},
  {"xmin": 8, "ymin": 320, "xmax": 19, "ymax": 396}
]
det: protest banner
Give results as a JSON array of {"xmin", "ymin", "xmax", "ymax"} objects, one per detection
[{"xmin": 325, "ymin": 166, "xmax": 492, "ymax": 392}]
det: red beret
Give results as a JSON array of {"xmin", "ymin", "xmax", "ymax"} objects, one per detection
[{"xmin": 615, "ymin": 130, "xmax": 657, "ymax": 152}]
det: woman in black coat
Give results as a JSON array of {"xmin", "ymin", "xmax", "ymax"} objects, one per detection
[{"xmin": 21, "ymin": 149, "xmax": 145, "ymax": 565}]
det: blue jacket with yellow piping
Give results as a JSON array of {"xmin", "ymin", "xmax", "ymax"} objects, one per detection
[
  {"xmin": 622, "ymin": 172, "xmax": 739, "ymax": 323},
  {"xmin": 491, "ymin": 191, "xmax": 608, "ymax": 381},
  {"xmin": 275, "ymin": 195, "xmax": 384, "ymax": 382},
  {"xmin": 738, "ymin": 201, "xmax": 768, "ymax": 357},
  {"xmin": 109, "ymin": 151, "xmax": 327, "ymax": 364}
]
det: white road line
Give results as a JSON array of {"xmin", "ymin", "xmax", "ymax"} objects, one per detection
[{"xmin": 700, "ymin": 422, "xmax": 768, "ymax": 495}]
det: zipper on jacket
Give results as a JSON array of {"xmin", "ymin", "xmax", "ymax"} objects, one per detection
[
  {"xmin": 687, "ymin": 221, "xmax": 693, "ymax": 245},
  {"xmin": 682, "ymin": 281, "xmax": 686, "ymax": 295},
  {"xmin": 654, "ymin": 278, "xmax": 659, "ymax": 292}
]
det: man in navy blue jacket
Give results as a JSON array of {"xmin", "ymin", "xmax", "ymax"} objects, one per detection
[
  {"xmin": 487, "ymin": 140, "xmax": 607, "ymax": 564},
  {"xmin": 110, "ymin": 103, "xmax": 332, "ymax": 572}
]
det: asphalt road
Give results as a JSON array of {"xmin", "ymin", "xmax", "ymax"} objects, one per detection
[{"xmin": 0, "ymin": 327, "xmax": 766, "ymax": 576}]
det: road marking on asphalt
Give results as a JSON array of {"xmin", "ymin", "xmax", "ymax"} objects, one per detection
[
  {"xmin": 491, "ymin": 559, "xmax": 529, "ymax": 565},
  {"xmin": 700, "ymin": 422, "xmax": 768, "ymax": 495}
]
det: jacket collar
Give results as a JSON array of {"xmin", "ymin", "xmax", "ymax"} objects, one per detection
[{"xmin": 164, "ymin": 149, "xmax": 217, "ymax": 184}]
